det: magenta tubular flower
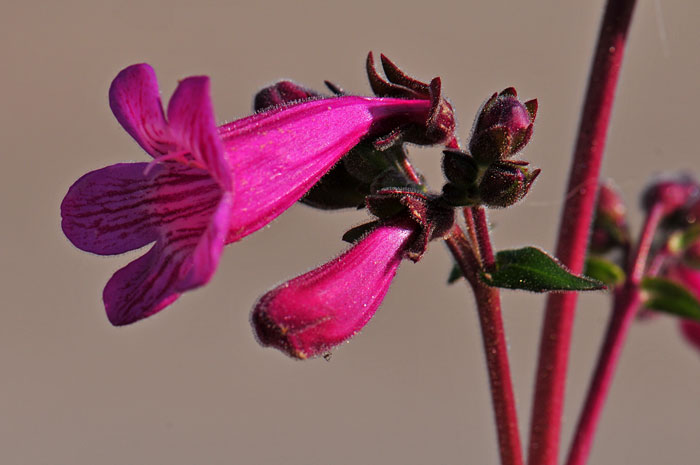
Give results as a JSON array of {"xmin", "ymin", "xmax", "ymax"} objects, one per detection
[
  {"xmin": 62, "ymin": 64, "xmax": 436, "ymax": 326},
  {"xmin": 252, "ymin": 221, "xmax": 416, "ymax": 359}
]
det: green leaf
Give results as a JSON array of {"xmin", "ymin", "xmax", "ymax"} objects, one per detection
[
  {"xmin": 641, "ymin": 277, "xmax": 700, "ymax": 321},
  {"xmin": 584, "ymin": 256, "xmax": 626, "ymax": 287},
  {"xmin": 482, "ymin": 247, "xmax": 606, "ymax": 292},
  {"xmin": 448, "ymin": 264, "xmax": 463, "ymax": 284}
]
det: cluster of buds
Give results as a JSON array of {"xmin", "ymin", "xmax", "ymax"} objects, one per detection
[
  {"xmin": 613, "ymin": 175, "xmax": 700, "ymax": 352},
  {"xmin": 441, "ymin": 88, "xmax": 539, "ymax": 208},
  {"xmin": 590, "ymin": 182, "xmax": 630, "ymax": 255}
]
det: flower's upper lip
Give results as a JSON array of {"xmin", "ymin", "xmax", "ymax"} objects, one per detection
[{"xmin": 109, "ymin": 63, "xmax": 233, "ymax": 191}]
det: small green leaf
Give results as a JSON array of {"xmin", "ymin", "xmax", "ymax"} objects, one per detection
[
  {"xmin": 482, "ymin": 246, "xmax": 606, "ymax": 292},
  {"xmin": 448, "ymin": 264, "xmax": 463, "ymax": 284},
  {"xmin": 641, "ymin": 277, "xmax": 700, "ymax": 321},
  {"xmin": 584, "ymin": 256, "xmax": 626, "ymax": 287}
]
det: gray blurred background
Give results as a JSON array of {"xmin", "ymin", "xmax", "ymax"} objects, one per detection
[{"xmin": 3, "ymin": 0, "xmax": 700, "ymax": 463}]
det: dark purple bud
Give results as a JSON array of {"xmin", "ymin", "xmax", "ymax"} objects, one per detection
[
  {"xmin": 254, "ymin": 80, "xmax": 321, "ymax": 112},
  {"xmin": 469, "ymin": 89, "xmax": 537, "ymax": 164},
  {"xmin": 478, "ymin": 161, "xmax": 540, "ymax": 208},
  {"xmin": 642, "ymin": 175, "xmax": 700, "ymax": 217},
  {"xmin": 590, "ymin": 182, "xmax": 630, "ymax": 254}
]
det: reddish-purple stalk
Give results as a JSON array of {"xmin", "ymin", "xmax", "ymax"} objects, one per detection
[
  {"xmin": 527, "ymin": 1, "xmax": 637, "ymax": 464},
  {"xmin": 463, "ymin": 207, "xmax": 482, "ymax": 263},
  {"xmin": 565, "ymin": 204, "xmax": 664, "ymax": 465},
  {"xmin": 473, "ymin": 206, "xmax": 496, "ymax": 268},
  {"xmin": 446, "ymin": 219, "xmax": 523, "ymax": 465}
]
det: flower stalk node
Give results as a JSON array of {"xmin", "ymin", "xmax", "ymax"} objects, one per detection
[{"xmin": 366, "ymin": 188, "xmax": 455, "ymax": 261}]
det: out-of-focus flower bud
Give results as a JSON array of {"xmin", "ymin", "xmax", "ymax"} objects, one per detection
[
  {"xmin": 478, "ymin": 161, "xmax": 540, "ymax": 208},
  {"xmin": 253, "ymin": 80, "xmax": 321, "ymax": 111},
  {"xmin": 590, "ymin": 182, "xmax": 630, "ymax": 254},
  {"xmin": 469, "ymin": 88, "xmax": 537, "ymax": 165},
  {"xmin": 642, "ymin": 175, "xmax": 699, "ymax": 217}
]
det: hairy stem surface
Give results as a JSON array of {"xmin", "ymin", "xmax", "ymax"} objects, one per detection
[
  {"xmin": 527, "ymin": 2, "xmax": 637, "ymax": 464},
  {"xmin": 446, "ymin": 222, "xmax": 523, "ymax": 465}
]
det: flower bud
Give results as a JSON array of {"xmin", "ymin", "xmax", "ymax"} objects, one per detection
[
  {"xmin": 252, "ymin": 221, "xmax": 416, "ymax": 359},
  {"xmin": 478, "ymin": 161, "xmax": 540, "ymax": 208},
  {"xmin": 642, "ymin": 175, "xmax": 699, "ymax": 217},
  {"xmin": 469, "ymin": 88, "xmax": 537, "ymax": 164},
  {"xmin": 590, "ymin": 183, "xmax": 630, "ymax": 254},
  {"xmin": 253, "ymin": 80, "xmax": 321, "ymax": 111}
]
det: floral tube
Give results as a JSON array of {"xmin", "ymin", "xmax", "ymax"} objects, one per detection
[
  {"xmin": 61, "ymin": 64, "xmax": 435, "ymax": 325},
  {"xmin": 252, "ymin": 221, "xmax": 416, "ymax": 359}
]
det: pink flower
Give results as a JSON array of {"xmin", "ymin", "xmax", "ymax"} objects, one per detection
[
  {"xmin": 666, "ymin": 264, "xmax": 700, "ymax": 352},
  {"xmin": 62, "ymin": 64, "xmax": 439, "ymax": 325},
  {"xmin": 251, "ymin": 220, "xmax": 416, "ymax": 359}
]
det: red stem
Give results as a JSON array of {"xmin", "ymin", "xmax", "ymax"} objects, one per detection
[
  {"xmin": 528, "ymin": 1, "xmax": 637, "ymax": 464},
  {"xmin": 473, "ymin": 206, "xmax": 496, "ymax": 268},
  {"xmin": 446, "ymin": 225, "xmax": 523, "ymax": 465},
  {"xmin": 565, "ymin": 205, "xmax": 663, "ymax": 465},
  {"xmin": 463, "ymin": 207, "xmax": 481, "ymax": 262}
]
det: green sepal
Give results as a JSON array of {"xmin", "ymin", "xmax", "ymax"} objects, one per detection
[
  {"xmin": 641, "ymin": 276, "xmax": 700, "ymax": 321},
  {"xmin": 584, "ymin": 256, "xmax": 626, "ymax": 288},
  {"xmin": 342, "ymin": 221, "xmax": 381, "ymax": 244},
  {"xmin": 481, "ymin": 246, "xmax": 606, "ymax": 292}
]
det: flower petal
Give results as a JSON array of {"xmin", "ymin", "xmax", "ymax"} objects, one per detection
[
  {"xmin": 218, "ymin": 96, "xmax": 431, "ymax": 241},
  {"xmin": 61, "ymin": 163, "xmax": 221, "ymax": 255},
  {"xmin": 102, "ymin": 183, "xmax": 231, "ymax": 326},
  {"xmin": 109, "ymin": 64, "xmax": 172, "ymax": 157},
  {"xmin": 61, "ymin": 163, "xmax": 161, "ymax": 255},
  {"xmin": 252, "ymin": 221, "xmax": 415, "ymax": 358},
  {"xmin": 167, "ymin": 76, "xmax": 233, "ymax": 190}
]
